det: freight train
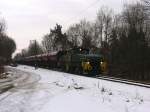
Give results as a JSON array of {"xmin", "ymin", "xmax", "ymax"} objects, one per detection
[{"xmin": 16, "ymin": 47, "xmax": 108, "ymax": 76}]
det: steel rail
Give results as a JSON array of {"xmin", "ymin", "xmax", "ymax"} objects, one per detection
[{"xmin": 95, "ymin": 75, "xmax": 150, "ymax": 88}]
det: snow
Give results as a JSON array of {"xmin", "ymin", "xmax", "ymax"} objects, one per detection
[
  {"xmin": 0, "ymin": 65, "xmax": 150, "ymax": 112},
  {"xmin": 42, "ymin": 90, "xmax": 112, "ymax": 112}
]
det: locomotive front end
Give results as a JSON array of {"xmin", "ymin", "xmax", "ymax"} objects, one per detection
[{"xmin": 81, "ymin": 54, "xmax": 107, "ymax": 76}]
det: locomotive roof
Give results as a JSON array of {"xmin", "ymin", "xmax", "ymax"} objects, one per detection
[
  {"xmin": 77, "ymin": 53, "xmax": 103, "ymax": 59},
  {"xmin": 79, "ymin": 54, "xmax": 103, "ymax": 57},
  {"xmin": 86, "ymin": 54, "xmax": 103, "ymax": 57}
]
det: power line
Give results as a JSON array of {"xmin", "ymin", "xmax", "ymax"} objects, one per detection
[{"xmin": 64, "ymin": 0, "xmax": 101, "ymax": 26}]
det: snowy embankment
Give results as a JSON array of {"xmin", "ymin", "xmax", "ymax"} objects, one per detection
[{"xmin": 0, "ymin": 65, "xmax": 150, "ymax": 112}]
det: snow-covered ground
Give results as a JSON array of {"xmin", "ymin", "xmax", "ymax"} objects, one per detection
[{"xmin": 0, "ymin": 65, "xmax": 150, "ymax": 112}]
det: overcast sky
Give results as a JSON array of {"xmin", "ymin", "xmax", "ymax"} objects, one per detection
[{"xmin": 0, "ymin": 0, "xmax": 137, "ymax": 53}]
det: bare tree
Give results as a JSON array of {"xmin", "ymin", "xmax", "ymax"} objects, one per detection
[
  {"xmin": 0, "ymin": 19, "xmax": 6, "ymax": 34},
  {"xmin": 78, "ymin": 19, "xmax": 93, "ymax": 48},
  {"xmin": 42, "ymin": 34, "xmax": 54, "ymax": 52},
  {"xmin": 96, "ymin": 8, "xmax": 105, "ymax": 46},
  {"xmin": 66, "ymin": 24, "xmax": 81, "ymax": 47},
  {"xmin": 21, "ymin": 49, "xmax": 28, "ymax": 57},
  {"xmin": 28, "ymin": 40, "xmax": 43, "ymax": 56},
  {"xmin": 50, "ymin": 24, "xmax": 71, "ymax": 51},
  {"xmin": 143, "ymin": 0, "xmax": 150, "ymax": 12},
  {"xmin": 96, "ymin": 7, "xmax": 113, "ymax": 45}
]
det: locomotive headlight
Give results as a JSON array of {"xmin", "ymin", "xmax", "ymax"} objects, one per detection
[
  {"xmin": 86, "ymin": 61, "xmax": 90, "ymax": 64},
  {"xmin": 82, "ymin": 61, "xmax": 92, "ymax": 71},
  {"xmin": 100, "ymin": 61, "xmax": 103, "ymax": 64}
]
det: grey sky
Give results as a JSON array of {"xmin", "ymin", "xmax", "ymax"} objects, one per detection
[{"xmin": 0, "ymin": 0, "xmax": 137, "ymax": 53}]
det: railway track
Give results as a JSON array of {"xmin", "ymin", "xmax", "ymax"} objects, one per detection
[
  {"xmin": 8, "ymin": 65, "xmax": 150, "ymax": 88},
  {"xmin": 24, "ymin": 66, "xmax": 150, "ymax": 88},
  {"xmin": 95, "ymin": 75, "xmax": 150, "ymax": 88}
]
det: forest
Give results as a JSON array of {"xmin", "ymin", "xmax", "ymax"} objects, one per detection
[{"xmin": 0, "ymin": 19, "xmax": 16, "ymax": 73}]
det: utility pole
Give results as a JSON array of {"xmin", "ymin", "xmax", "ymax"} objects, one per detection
[
  {"xmin": 34, "ymin": 40, "xmax": 37, "ymax": 55},
  {"xmin": 30, "ymin": 40, "xmax": 37, "ymax": 55},
  {"xmin": 30, "ymin": 40, "xmax": 38, "ymax": 69}
]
